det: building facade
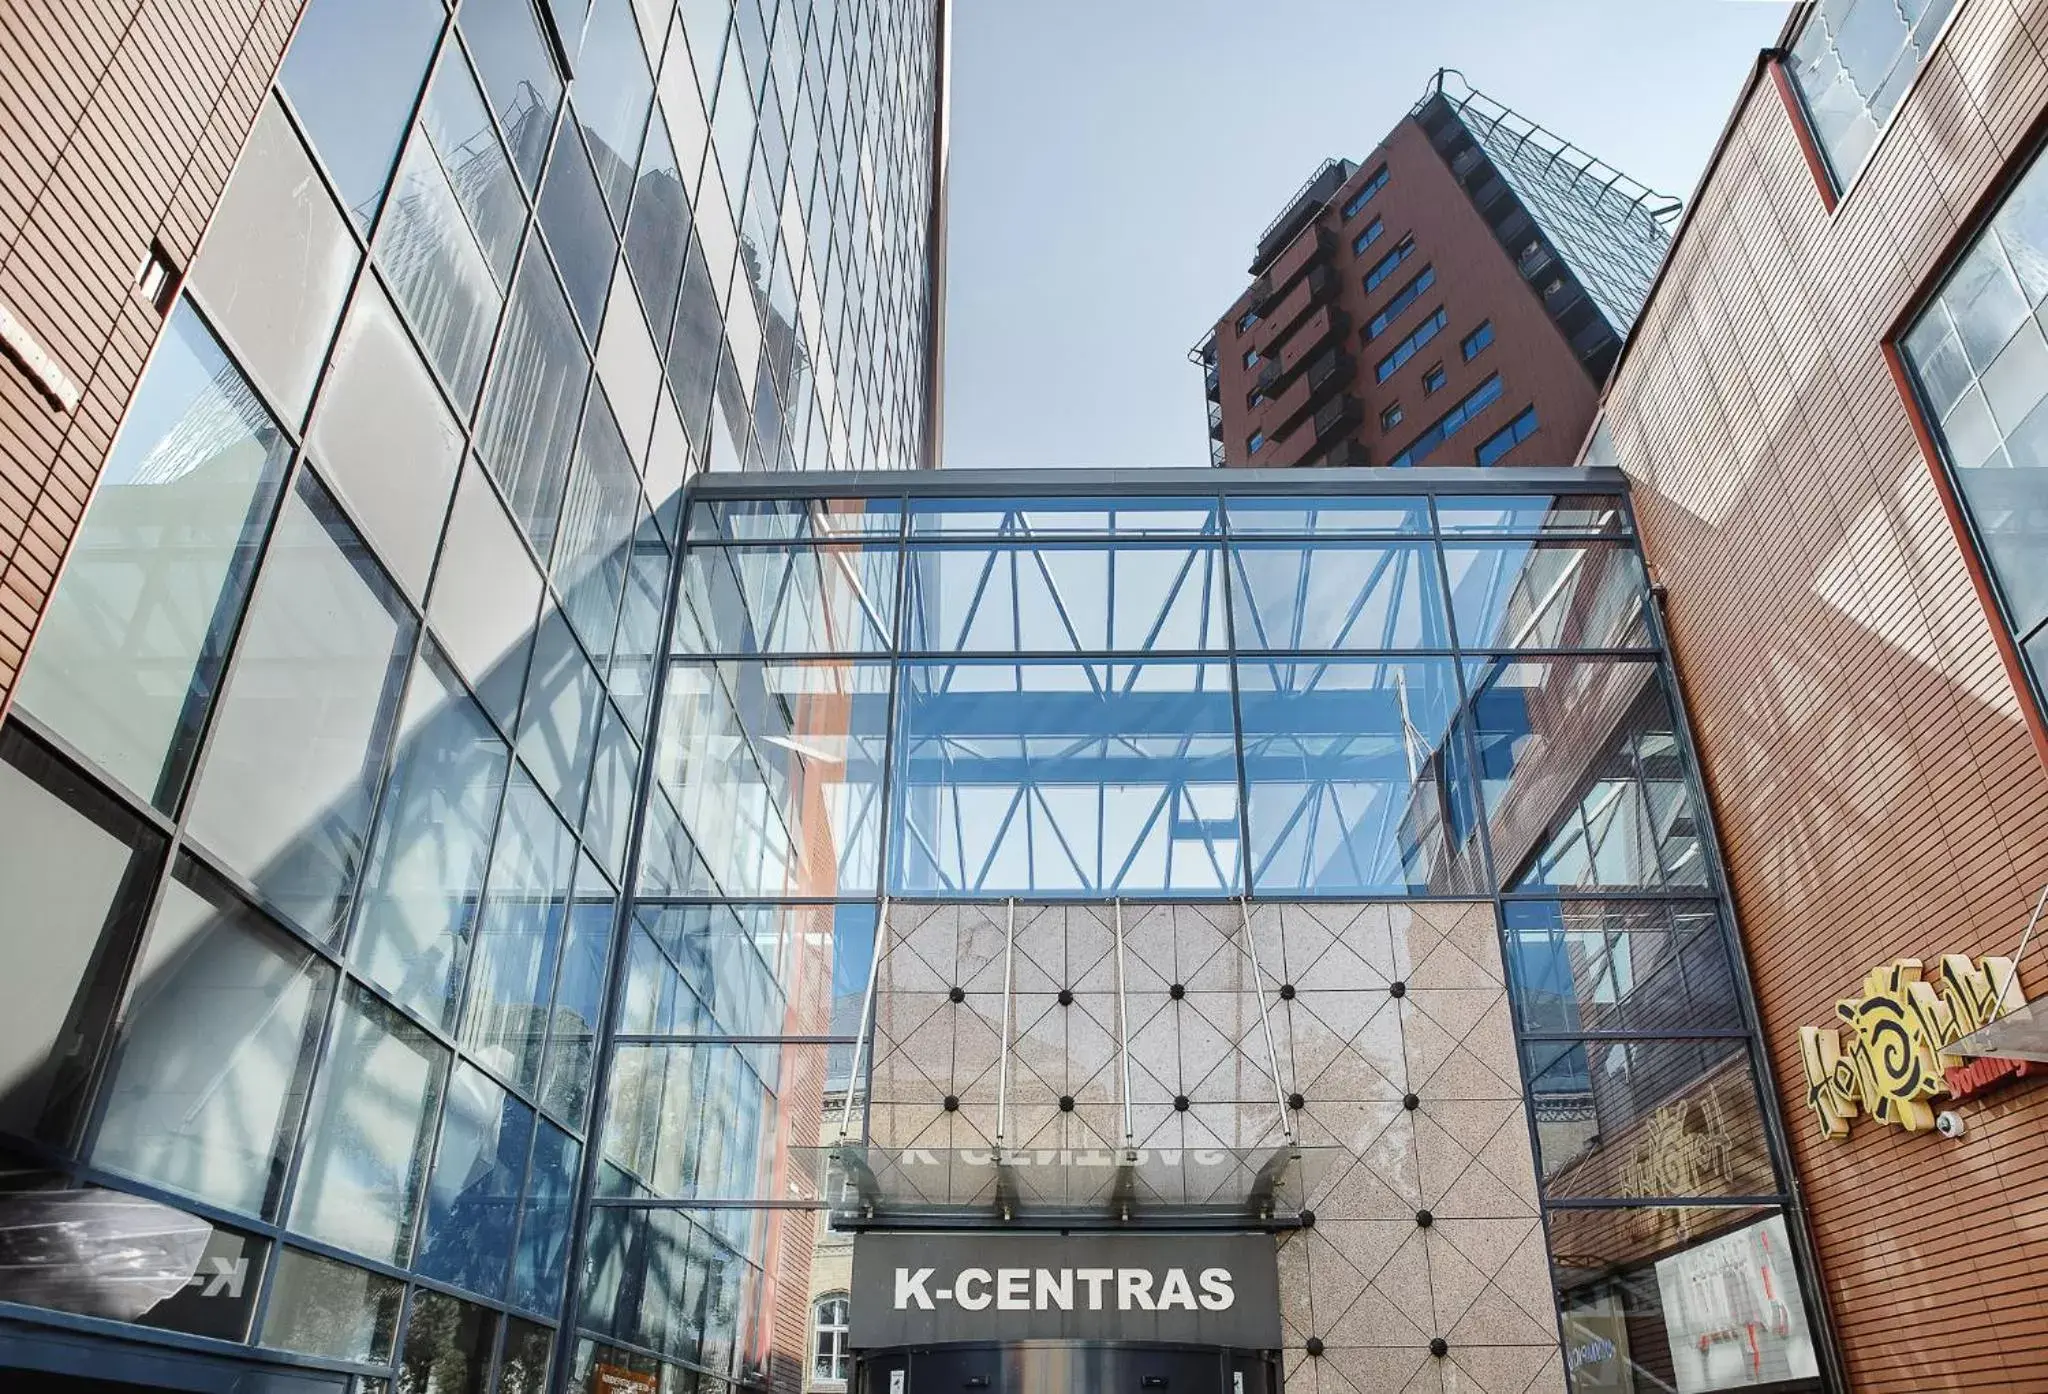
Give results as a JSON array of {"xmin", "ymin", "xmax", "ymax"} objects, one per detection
[
  {"xmin": 645, "ymin": 468, "xmax": 1841, "ymax": 1394},
  {"xmin": 0, "ymin": 0, "xmax": 944, "ymax": 1390},
  {"xmin": 1590, "ymin": 0, "xmax": 2048, "ymax": 1388},
  {"xmin": 1196, "ymin": 76, "xmax": 1676, "ymax": 475}
]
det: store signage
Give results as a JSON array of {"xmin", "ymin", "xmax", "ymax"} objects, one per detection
[
  {"xmin": 849, "ymin": 1232, "xmax": 1280, "ymax": 1348},
  {"xmin": 1797, "ymin": 954, "xmax": 2029, "ymax": 1139},
  {"xmin": 591, "ymin": 1365, "xmax": 658, "ymax": 1394},
  {"xmin": 0, "ymin": 299, "xmax": 80, "ymax": 412}
]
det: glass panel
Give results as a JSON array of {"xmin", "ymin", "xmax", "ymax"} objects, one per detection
[
  {"xmin": 596, "ymin": 267, "xmax": 663, "ymax": 473},
  {"xmin": 683, "ymin": 497, "xmax": 904, "ymax": 544},
  {"xmin": 478, "ymin": 249, "xmax": 593, "ymax": 558},
  {"xmin": 310, "ymin": 279, "xmax": 464, "ymax": 600},
  {"xmin": 462, "ymin": 772, "xmax": 577, "ymax": 1094},
  {"xmin": 461, "ymin": 0, "xmax": 564, "ymax": 186},
  {"xmin": 418, "ymin": 43, "xmax": 529, "ymax": 285},
  {"xmin": 667, "ymin": 240, "xmax": 723, "ymax": 450},
  {"xmin": 648, "ymin": 661, "xmax": 888, "ymax": 897},
  {"xmin": 1442, "ymin": 541, "xmax": 1650, "ymax": 649},
  {"xmin": 1239, "ymin": 658, "xmax": 1476, "ymax": 895},
  {"xmin": 1504, "ymin": 900, "xmax": 1742, "ymax": 1036},
  {"xmin": 416, "ymin": 1063, "xmax": 536, "ymax": 1298},
  {"xmin": 92, "ymin": 857, "xmax": 334, "ymax": 1218},
  {"xmin": 428, "ymin": 465, "xmax": 545, "ymax": 731},
  {"xmin": 1955, "ymin": 407, "xmax": 2048, "ymax": 636},
  {"xmin": 583, "ymin": 704, "xmax": 639, "ymax": 880},
  {"xmin": 903, "ymin": 543, "xmax": 1224, "ymax": 653},
  {"xmin": 184, "ymin": 474, "xmax": 415, "ymax": 944},
  {"xmin": 0, "ymin": 730, "xmax": 166, "ymax": 1143},
  {"xmin": 14, "ymin": 305, "xmax": 288, "ymax": 808},
  {"xmin": 1524, "ymin": 1037, "xmax": 1779, "ymax": 1200},
  {"xmin": 1548, "ymin": 1208, "xmax": 1822, "ymax": 1393},
  {"xmin": 498, "ymin": 1315, "xmax": 554, "ymax": 1394},
  {"xmin": 1221, "ymin": 496, "xmax": 1428, "ymax": 535},
  {"xmin": 277, "ymin": 0, "xmax": 443, "ymax": 230},
  {"xmin": 542, "ymin": 859, "xmax": 615, "ymax": 1125},
  {"xmin": 539, "ymin": 120, "xmax": 621, "ymax": 339},
  {"xmin": 907, "ymin": 497, "xmax": 1219, "ymax": 536},
  {"xmin": 610, "ymin": 524, "xmax": 672, "ymax": 730},
  {"xmin": 353, "ymin": 649, "xmax": 510, "ymax": 1031},
  {"xmin": 625, "ymin": 113, "xmax": 689, "ymax": 342},
  {"xmin": 376, "ymin": 129, "xmax": 506, "ymax": 409},
  {"xmin": 288, "ymin": 984, "xmax": 449, "ymax": 1264},
  {"xmin": 400, "ymin": 1288, "xmax": 498, "ymax": 1394},
  {"xmin": 129, "ymin": 1222, "xmax": 267, "ymax": 1341},
  {"xmin": 625, "ymin": 903, "xmax": 799, "ymax": 1042},
  {"xmin": 1434, "ymin": 494, "xmax": 1630, "ymax": 534},
  {"xmin": 258, "ymin": 1247, "xmax": 403, "ymax": 1361},
  {"xmin": 517, "ymin": 605, "xmax": 604, "ymax": 818},
  {"xmin": 512, "ymin": 1120, "xmax": 582, "ymax": 1311},
  {"xmin": 577, "ymin": 0, "xmax": 654, "ymax": 218},
  {"xmin": 678, "ymin": 544, "xmax": 898, "ymax": 655},
  {"xmin": 892, "ymin": 660, "xmax": 1240, "ymax": 897},
  {"xmin": 188, "ymin": 101, "xmax": 359, "ymax": 422},
  {"xmin": 553, "ymin": 393, "xmax": 640, "ymax": 662},
  {"xmin": 1470, "ymin": 657, "xmax": 1711, "ymax": 892},
  {"xmin": 1228, "ymin": 542, "xmax": 1447, "ymax": 650}
]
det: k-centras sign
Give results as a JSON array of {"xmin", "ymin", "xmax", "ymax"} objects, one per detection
[{"xmin": 850, "ymin": 1233, "xmax": 1280, "ymax": 1348}]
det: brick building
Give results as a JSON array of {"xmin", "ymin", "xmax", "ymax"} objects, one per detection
[
  {"xmin": 1196, "ymin": 74, "xmax": 1675, "ymax": 474},
  {"xmin": 1594, "ymin": 0, "xmax": 2048, "ymax": 1387}
]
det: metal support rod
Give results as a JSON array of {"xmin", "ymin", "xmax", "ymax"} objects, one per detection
[
  {"xmin": 2005, "ymin": 880, "xmax": 2048, "ymax": 1017},
  {"xmin": 1240, "ymin": 896, "xmax": 1295, "ymax": 1147},
  {"xmin": 838, "ymin": 894, "xmax": 891, "ymax": 1142},
  {"xmin": 996, "ymin": 897, "xmax": 1017, "ymax": 1151},
  {"xmin": 1114, "ymin": 898, "xmax": 1134, "ymax": 1151}
]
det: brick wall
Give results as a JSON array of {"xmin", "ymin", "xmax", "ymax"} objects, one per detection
[
  {"xmin": 1601, "ymin": 1, "xmax": 2048, "ymax": 1385},
  {"xmin": 0, "ymin": 0, "xmax": 303, "ymax": 714}
]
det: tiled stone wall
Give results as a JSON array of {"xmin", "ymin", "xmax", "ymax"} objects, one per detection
[{"xmin": 866, "ymin": 901, "xmax": 1563, "ymax": 1394}]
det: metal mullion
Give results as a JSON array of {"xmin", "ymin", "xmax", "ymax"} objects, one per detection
[
  {"xmin": 585, "ymin": 1197, "xmax": 826, "ymax": 1210},
  {"xmin": 1539, "ymin": 1194, "xmax": 1792, "ymax": 1212},
  {"xmin": 1497, "ymin": 886, "xmax": 1722, "ymax": 901},
  {"xmin": 1515, "ymin": 1028, "xmax": 1753, "ymax": 1042},
  {"xmin": 613, "ymin": 1034, "xmax": 860, "ymax": 1046},
  {"xmin": 0, "ymin": 1299, "xmax": 392, "ymax": 1381}
]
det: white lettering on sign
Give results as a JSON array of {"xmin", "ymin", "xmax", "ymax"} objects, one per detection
[
  {"xmin": 0, "ymin": 301, "xmax": 80, "ymax": 413},
  {"xmin": 892, "ymin": 1266, "xmax": 1234, "ymax": 1314}
]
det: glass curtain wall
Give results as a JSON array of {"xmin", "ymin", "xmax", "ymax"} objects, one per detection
[
  {"xmin": 625, "ymin": 475, "xmax": 1831, "ymax": 1394},
  {"xmin": 0, "ymin": 0, "xmax": 938, "ymax": 1390}
]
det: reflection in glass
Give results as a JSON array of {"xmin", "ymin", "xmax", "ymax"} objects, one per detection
[
  {"xmin": 515, "ymin": 606, "xmax": 604, "ymax": 818},
  {"xmin": 904, "ymin": 543, "xmax": 1223, "ymax": 653},
  {"xmin": 649, "ymin": 661, "xmax": 889, "ymax": 897},
  {"xmin": 289, "ymin": 985, "xmax": 449, "ymax": 1263},
  {"xmin": 400, "ymin": 1287, "xmax": 498, "ymax": 1394},
  {"xmin": 513, "ymin": 1120, "xmax": 582, "ymax": 1311},
  {"xmin": 893, "ymin": 661, "xmax": 1240, "ymax": 896},
  {"xmin": 1549, "ymin": 1209, "xmax": 1821, "ymax": 1392},
  {"xmin": 1229, "ymin": 542, "xmax": 1446, "ymax": 650},
  {"xmin": 1433, "ymin": 494, "xmax": 1630, "ymax": 536},
  {"xmin": 1787, "ymin": 0, "xmax": 1957, "ymax": 187},
  {"xmin": 542, "ymin": 858, "xmax": 615, "ymax": 1126},
  {"xmin": 625, "ymin": 112, "xmax": 689, "ymax": 344},
  {"xmin": 92, "ymin": 858, "xmax": 333, "ymax": 1217},
  {"xmin": 277, "ymin": 0, "xmax": 443, "ymax": 229},
  {"xmin": 1240, "ymin": 659, "xmax": 1474, "ymax": 894},
  {"xmin": 498, "ymin": 1315, "xmax": 554, "ymax": 1394},
  {"xmin": 539, "ymin": 120, "xmax": 621, "ymax": 340},
  {"xmin": 459, "ymin": 0, "xmax": 563, "ymax": 186},
  {"xmin": 0, "ymin": 730, "xmax": 166, "ymax": 1141},
  {"xmin": 1222, "ymin": 495, "xmax": 1429, "ymax": 535},
  {"xmin": 679, "ymin": 543, "xmax": 898, "ymax": 655},
  {"xmin": 184, "ymin": 474, "xmax": 415, "ymax": 943},
  {"xmin": 576, "ymin": 0, "xmax": 653, "ymax": 217},
  {"xmin": 376, "ymin": 132, "xmax": 506, "ymax": 409},
  {"xmin": 476, "ymin": 251, "xmax": 593, "ymax": 558},
  {"xmin": 427, "ymin": 466, "xmax": 545, "ymax": 731},
  {"xmin": 1441, "ymin": 541, "xmax": 1649, "ymax": 649},
  {"xmin": 907, "ymin": 498, "xmax": 1219, "ymax": 536},
  {"xmin": 418, "ymin": 43, "xmax": 528, "ymax": 285},
  {"xmin": 15, "ymin": 306, "xmax": 288, "ymax": 808},
  {"xmin": 353, "ymin": 648, "xmax": 510, "ymax": 1030},
  {"xmin": 1504, "ymin": 900, "xmax": 1741, "ymax": 1036},
  {"xmin": 554, "ymin": 394, "xmax": 641, "ymax": 665},
  {"xmin": 463, "ymin": 774, "xmax": 577, "ymax": 1094},
  {"xmin": 416, "ymin": 1063, "xmax": 535, "ymax": 1299},
  {"xmin": 1523, "ymin": 1037, "xmax": 1777, "ymax": 1200},
  {"xmin": 1469, "ymin": 657, "xmax": 1709, "ymax": 891},
  {"xmin": 259, "ymin": 1248, "xmax": 404, "ymax": 1361}
]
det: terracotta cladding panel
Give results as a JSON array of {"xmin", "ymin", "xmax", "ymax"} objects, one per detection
[
  {"xmin": 1604, "ymin": 5, "xmax": 2048, "ymax": 1386},
  {"xmin": 0, "ymin": 0, "xmax": 303, "ymax": 719}
]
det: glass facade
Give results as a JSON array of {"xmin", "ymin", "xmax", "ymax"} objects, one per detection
[
  {"xmin": 1787, "ymin": 0, "xmax": 1958, "ymax": 192},
  {"xmin": 1901, "ymin": 142, "xmax": 2048, "ymax": 723},
  {"xmin": 647, "ymin": 471, "xmax": 1830, "ymax": 1393},
  {"xmin": 0, "ymin": 0, "xmax": 940, "ymax": 1389}
]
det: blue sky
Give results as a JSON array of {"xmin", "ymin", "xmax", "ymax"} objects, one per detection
[{"xmin": 937, "ymin": 0, "xmax": 1792, "ymax": 470}]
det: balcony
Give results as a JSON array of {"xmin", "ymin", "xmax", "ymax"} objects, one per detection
[
  {"xmin": 1255, "ymin": 264, "xmax": 1340, "ymax": 356},
  {"xmin": 1318, "ymin": 438, "xmax": 1370, "ymax": 468},
  {"xmin": 1268, "ymin": 304, "xmax": 1347, "ymax": 382},
  {"xmin": 1254, "ymin": 347, "xmax": 1354, "ymax": 437},
  {"xmin": 1259, "ymin": 227, "xmax": 1335, "ymax": 305},
  {"xmin": 1262, "ymin": 393, "xmax": 1360, "ymax": 469}
]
